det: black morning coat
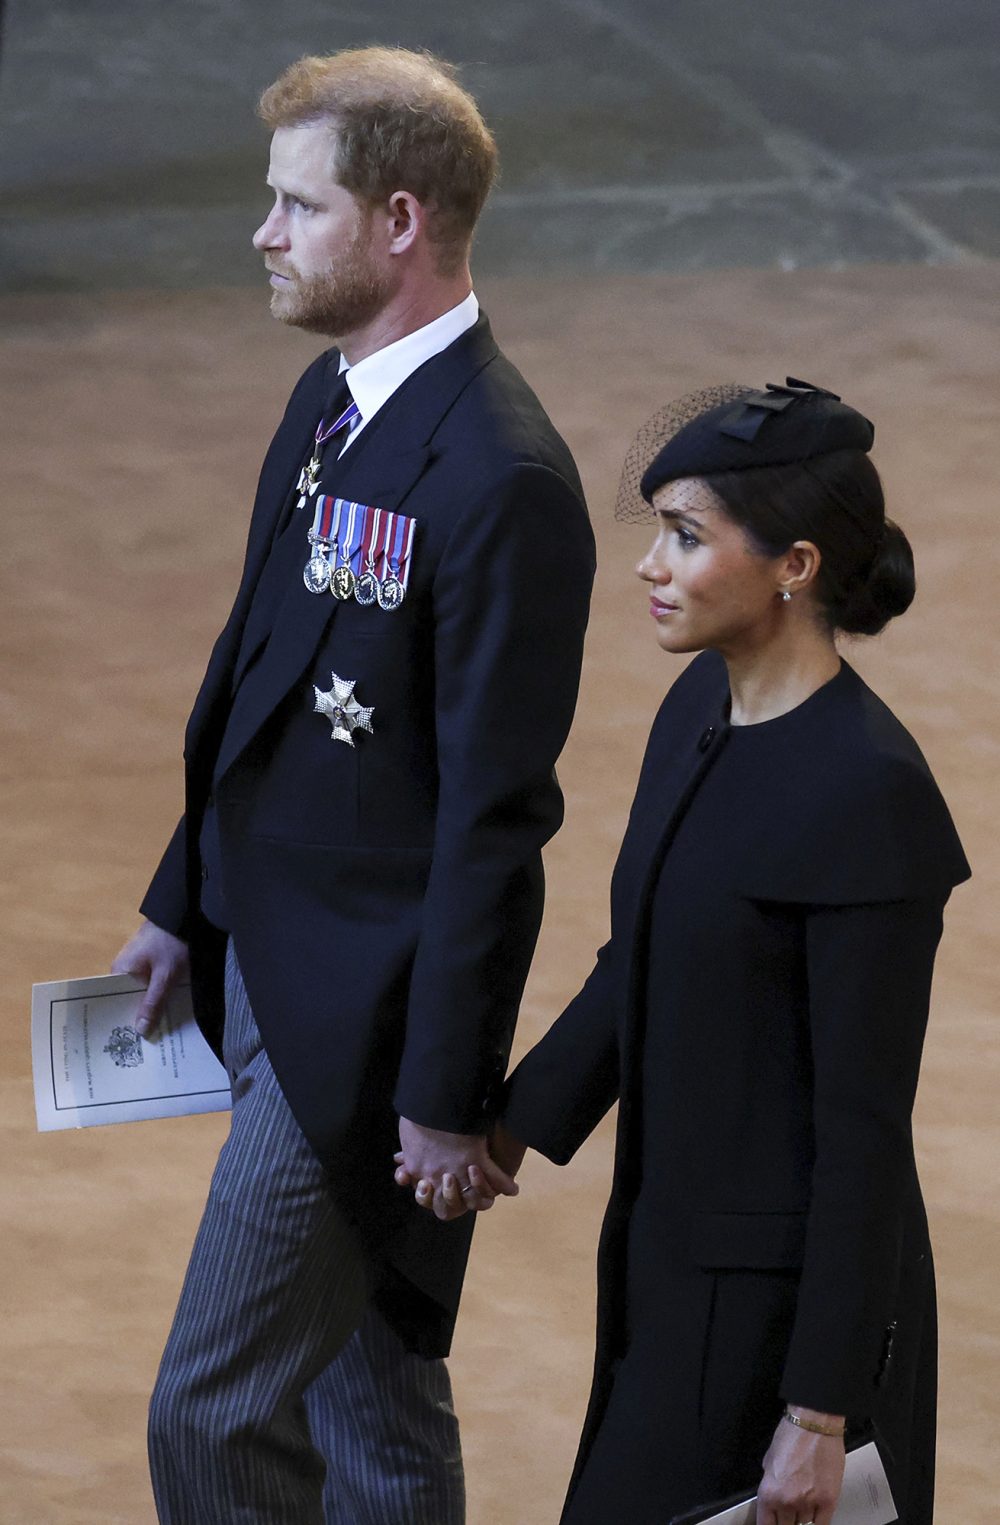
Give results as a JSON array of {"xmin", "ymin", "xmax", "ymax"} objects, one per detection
[
  {"xmin": 140, "ymin": 315, "xmax": 596, "ymax": 1356},
  {"xmin": 502, "ymin": 650, "xmax": 970, "ymax": 1519}
]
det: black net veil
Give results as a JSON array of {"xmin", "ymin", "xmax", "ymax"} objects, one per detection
[{"xmin": 614, "ymin": 382, "xmax": 756, "ymax": 522}]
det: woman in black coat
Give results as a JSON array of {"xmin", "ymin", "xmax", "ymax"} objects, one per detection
[{"xmin": 485, "ymin": 381, "xmax": 970, "ymax": 1524}]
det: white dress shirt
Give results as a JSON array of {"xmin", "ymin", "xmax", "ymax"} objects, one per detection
[{"xmin": 338, "ymin": 291, "xmax": 480, "ymax": 453}]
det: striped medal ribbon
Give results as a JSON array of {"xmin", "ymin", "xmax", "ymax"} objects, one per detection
[
  {"xmin": 354, "ymin": 508, "xmax": 383, "ymax": 606},
  {"xmin": 303, "ymin": 493, "xmax": 339, "ymax": 594},
  {"xmin": 378, "ymin": 510, "xmax": 416, "ymax": 611},
  {"xmin": 330, "ymin": 500, "xmax": 361, "ymax": 601}
]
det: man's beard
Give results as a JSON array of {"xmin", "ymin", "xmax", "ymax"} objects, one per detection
[{"xmin": 269, "ymin": 222, "xmax": 393, "ymax": 338}]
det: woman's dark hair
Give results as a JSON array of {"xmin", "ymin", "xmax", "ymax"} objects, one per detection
[{"xmin": 702, "ymin": 449, "xmax": 915, "ymax": 636}]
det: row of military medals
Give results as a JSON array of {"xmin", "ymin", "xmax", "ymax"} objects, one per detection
[
  {"xmin": 304, "ymin": 499, "xmax": 406, "ymax": 611},
  {"xmin": 298, "ymin": 401, "xmax": 407, "ymax": 612}
]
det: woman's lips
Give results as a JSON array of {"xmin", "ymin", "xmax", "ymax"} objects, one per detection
[{"xmin": 650, "ymin": 596, "xmax": 679, "ymax": 618}]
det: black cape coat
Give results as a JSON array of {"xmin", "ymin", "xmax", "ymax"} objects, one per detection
[
  {"xmin": 503, "ymin": 651, "xmax": 970, "ymax": 1523},
  {"xmin": 141, "ymin": 316, "xmax": 595, "ymax": 1355}
]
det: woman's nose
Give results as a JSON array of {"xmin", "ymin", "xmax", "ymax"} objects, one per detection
[{"xmin": 636, "ymin": 547, "xmax": 669, "ymax": 584}]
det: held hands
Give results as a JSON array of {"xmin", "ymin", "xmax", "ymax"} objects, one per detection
[
  {"xmin": 394, "ymin": 1118, "xmax": 527, "ymax": 1221},
  {"xmin": 756, "ymin": 1409, "xmax": 846, "ymax": 1525},
  {"xmin": 111, "ymin": 920, "xmax": 190, "ymax": 1037}
]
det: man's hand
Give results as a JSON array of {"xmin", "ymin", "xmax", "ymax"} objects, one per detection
[
  {"xmin": 756, "ymin": 1409, "xmax": 846, "ymax": 1525},
  {"xmin": 111, "ymin": 920, "xmax": 190, "ymax": 1037},
  {"xmin": 395, "ymin": 1118, "xmax": 519, "ymax": 1221}
]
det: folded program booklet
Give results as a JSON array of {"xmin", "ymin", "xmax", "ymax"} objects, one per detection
[
  {"xmin": 668, "ymin": 1441, "xmax": 896, "ymax": 1525},
  {"xmin": 31, "ymin": 973, "xmax": 231, "ymax": 1131}
]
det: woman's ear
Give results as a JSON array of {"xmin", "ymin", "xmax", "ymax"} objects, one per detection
[{"xmin": 779, "ymin": 540, "xmax": 822, "ymax": 599}]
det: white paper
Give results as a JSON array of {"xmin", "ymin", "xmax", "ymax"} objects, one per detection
[
  {"xmin": 32, "ymin": 973, "xmax": 231, "ymax": 1131},
  {"xmin": 688, "ymin": 1442, "xmax": 896, "ymax": 1525}
]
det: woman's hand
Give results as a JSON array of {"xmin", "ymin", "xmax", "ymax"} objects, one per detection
[
  {"xmin": 489, "ymin": 1120, "xmax": 527, "ymax": 1181},
  {"xmin": 393, "ymin": 1121, "xmax": 517, "ymax": 1220},
  {"xmin": 393, "ymin": 1122, "xmax": 527, "ymax": 1219},
  {"xmin": 756, "ymin": 1409, "xmax": 846, "ymax": 1525}
]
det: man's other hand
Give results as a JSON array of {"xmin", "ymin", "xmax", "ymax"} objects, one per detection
[
  {"xmin": 395, "ymin": 1118, "xmax": 519, "ymax": 1221},
  {"xmin": 111, "ymin": 920, "xmax": 190, "ymax": 1037}
]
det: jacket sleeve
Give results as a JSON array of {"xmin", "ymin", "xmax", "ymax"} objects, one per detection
[
  {"xmin": 139, "ymin": 816, "xmax": 190, "ymax": 939},
  {"xmin": 497, "ymin": 669, "xmax": 712, "ymax": 1161},
  {"xmin": 392, "ymin": 463, "xmax": 595, "ymax": 1133},
  {"xmin": 780, "ymin": 893, "xmax": 947, "ymax": 1415},
  {"xmin": 501, "ymin": 938, "xmax": 621, "ymax": 1164}
]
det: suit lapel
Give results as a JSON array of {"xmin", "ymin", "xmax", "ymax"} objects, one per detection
[
  {"xmin": 183, "ymin": 398, "xmax": 320, "ymax": 772},
  {"xmin": 213, "ymin": 318, "xmax": 498, "ymax": 784}
]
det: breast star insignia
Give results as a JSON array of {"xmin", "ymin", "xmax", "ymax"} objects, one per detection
[{"xmin": 313, "ymin": 672, "xmax": 375, "ymax": 746}]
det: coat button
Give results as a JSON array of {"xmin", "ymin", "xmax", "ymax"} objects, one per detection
[
  {"xmin": 698, "ymin": 726, "xmax": 716, "ymax": 752},
  {"xmin": 200, "ymin": 864, "xmax": 209, "ymax": 881}
]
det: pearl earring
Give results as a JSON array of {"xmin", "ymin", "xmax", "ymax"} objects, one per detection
[{"xmin": 780, "ymin": 590, "xmax": 792, "ymax": 603}]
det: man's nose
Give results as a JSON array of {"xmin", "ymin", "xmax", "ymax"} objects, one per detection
[{"xmin": 252, "ymin": 209, "xmax": 286, "ymax": 252}]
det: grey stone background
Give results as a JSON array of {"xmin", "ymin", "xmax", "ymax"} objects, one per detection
[{"xmin": 1, "ymin": 0, "xmax": 999, "ymax": 291}]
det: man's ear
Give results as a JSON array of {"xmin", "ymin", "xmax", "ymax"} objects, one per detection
[{"xmin": 385, "ymin": 191, "xmax": 424, "ymax": 256}]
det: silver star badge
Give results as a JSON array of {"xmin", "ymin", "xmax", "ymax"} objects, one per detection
[{"xmin": 313, "ymin": 672, "xmax": 375, "ymax": 746}]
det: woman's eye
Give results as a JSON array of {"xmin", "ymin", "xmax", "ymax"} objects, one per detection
[{"xmin": 676, "ymin": 528, "xmax": 699, "ymax": 549}]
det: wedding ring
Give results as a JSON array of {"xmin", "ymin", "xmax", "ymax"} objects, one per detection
[{"xmin": 460, "ymin": 1184, "xmax": 477, "ymax": 1195}]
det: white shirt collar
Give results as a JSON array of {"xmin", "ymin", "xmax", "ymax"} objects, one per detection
[{"xmin": 338, "ymin": 291, "xmax": 480, "ymax": 445}]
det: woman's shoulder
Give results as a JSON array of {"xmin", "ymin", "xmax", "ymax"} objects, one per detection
[
  {"xmin": 837, "ymin": 662, "xmax": 932, "ymax": 757},
  {"xmin": 740, "ymin": 664, "xmax": 971, "ymax": 904},
  {"xmin": 635, "ymin": 654, "xmax": 970, "ymax": 902},
  {"xmin": 813, "ymin": 664, "xmax": 956, "ymax": 817}
]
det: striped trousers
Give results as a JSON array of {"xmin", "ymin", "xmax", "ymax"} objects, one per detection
[{"xmin": 148, "ymin": 943, "xmax": 465, "ymax": 1523}]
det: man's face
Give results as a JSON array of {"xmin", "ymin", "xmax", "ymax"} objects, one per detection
[{"xmin": 252, "ymin": 123, "xmax": 394, "ymax": 337}]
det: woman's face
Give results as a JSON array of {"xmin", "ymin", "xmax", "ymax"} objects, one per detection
[{"xmin": 637, "ymin": 479, "xmax": 787, "ymax": 656}]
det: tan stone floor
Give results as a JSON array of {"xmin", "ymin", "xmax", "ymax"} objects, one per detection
[{"xmin": 1, "ymin": 265, "xmax": 997, "ymax": 1523}]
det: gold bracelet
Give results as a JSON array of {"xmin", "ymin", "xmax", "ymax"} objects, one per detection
[{"xmin": 783, "ymin": 1408, "xmax": 845, "ymax": 1438}]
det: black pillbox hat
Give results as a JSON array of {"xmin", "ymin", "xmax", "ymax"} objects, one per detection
[{"xmin": 640, "ymin": 378, "xmax": 875, "ymax": 504}]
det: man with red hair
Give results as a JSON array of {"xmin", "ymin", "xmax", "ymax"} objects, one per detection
[{"xmin": 113, "ymin": 46, "xmax": 593, "ymax": 1524}]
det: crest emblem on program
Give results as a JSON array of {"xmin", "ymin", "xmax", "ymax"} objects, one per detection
[{"xmin": 103, "ymin": 1025, "xmax": 145, "ymax": 1068}]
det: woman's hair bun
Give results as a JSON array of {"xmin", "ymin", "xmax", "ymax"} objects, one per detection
[{"xmin": 834, "ymin": 518, "xmax": 915, "ymax": 636}]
